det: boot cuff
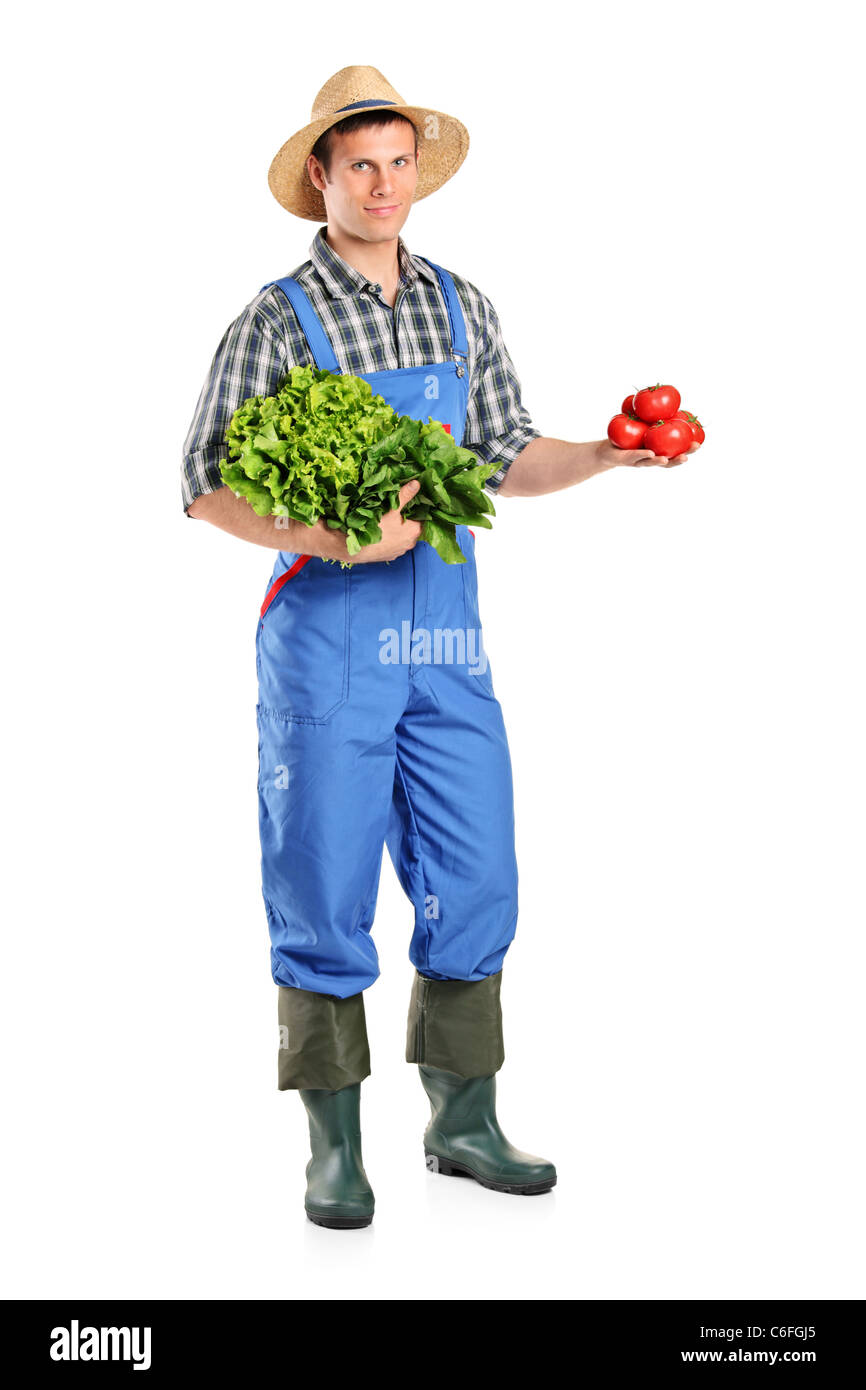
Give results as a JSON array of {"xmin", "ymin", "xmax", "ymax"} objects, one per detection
[
  {"xmin": 278, "ymin": 986, "xmax": 371, "ymax": 1090},
  {"xmin": 405, "ymin": 970, "xmax": 505, "ymax": 1077}
]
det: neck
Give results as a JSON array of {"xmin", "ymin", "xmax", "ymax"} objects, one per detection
[{"xmin": 324, "ymin": 225, "xmax": 401, "ymax": 287}]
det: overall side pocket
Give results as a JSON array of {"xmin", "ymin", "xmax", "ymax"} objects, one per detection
[
  {"xmin": 460, "ymin": 533, "xmax": 495, "ymax": 696},
  {"xmin": 256, "ymin": 560, "xmax": 350, "ymax": 724}
]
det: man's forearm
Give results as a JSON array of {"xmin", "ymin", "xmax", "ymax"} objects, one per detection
[
  {"xmin": 187, "ymin": 485, "xmax": 341, "ymax": 557},
  {"xmin": 496, "ymin": 437, "xmax": 611, "ymax": 497}
]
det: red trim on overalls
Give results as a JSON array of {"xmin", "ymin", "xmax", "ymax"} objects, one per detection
[{"xmin": 260, "ymin": 555, "xmax": 312, "ymax": 618}]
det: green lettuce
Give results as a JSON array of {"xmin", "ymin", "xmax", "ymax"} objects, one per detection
[{"xmin": 220, "ymin": 365, "xmax": 496, "ymax": 564}]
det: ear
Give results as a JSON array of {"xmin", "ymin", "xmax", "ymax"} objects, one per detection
[{"xmin": 306, "ymin": 152, "xmax": 325, "ymax": 192}]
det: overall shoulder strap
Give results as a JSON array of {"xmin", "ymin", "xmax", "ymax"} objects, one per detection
[
  {"xmin": 418, "ymin": 258, "xmax": 469, "ymax": 360},
  {"xmin": 259, "ymin": 276, "xmax": 340, "ymax": 373}
]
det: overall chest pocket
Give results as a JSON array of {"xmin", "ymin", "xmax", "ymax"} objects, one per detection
[{"xmin": 256, "ymin": 562, "xmax": 350, "ymax": 724}]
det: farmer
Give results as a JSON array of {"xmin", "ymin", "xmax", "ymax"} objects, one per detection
[{"xmin": 182, "ymin": 66, "xmax": 689, "ymax": 1230}]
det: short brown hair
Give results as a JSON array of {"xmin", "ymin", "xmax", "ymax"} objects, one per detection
[{"xmin": 310, "ymin": 110, "xmax": 419, "ymax": 182}]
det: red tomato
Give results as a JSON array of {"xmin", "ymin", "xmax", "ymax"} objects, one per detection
[
  {"xmin": 643, "ymin": 418, "xmax": 693, "ymax": 458},
  {"xmin": 673, "ymin": 409, "xmax": 705, "ymax": 445},
  {"xmin": 621, "ymin": 393, "xmax": 636, "ymax": 415},
  {"xmin": 607, "ymin": 413, "xmax": 648, "ymax": 448},
  {"xmin": 633, "ymin": 383, "xmax": 681, "ymax": 422}
]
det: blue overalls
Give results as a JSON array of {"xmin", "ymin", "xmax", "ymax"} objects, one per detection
[{"xmin": 256, "ymin": 260, "xmax": 519, "ymax": 999}]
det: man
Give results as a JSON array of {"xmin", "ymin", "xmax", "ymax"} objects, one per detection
[{"xmin": 182, "ymin": 66, "xmax": 691, "ymax": 1230}]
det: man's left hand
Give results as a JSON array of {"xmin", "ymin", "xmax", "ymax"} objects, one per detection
[{"xmin": 595, "ymin": 439, "xmax": 701, "ymax": 470}]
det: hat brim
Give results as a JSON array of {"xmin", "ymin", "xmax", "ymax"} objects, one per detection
[{"xmin": 268, "ymin": 105, "xmax": 470, "ymax": 221}]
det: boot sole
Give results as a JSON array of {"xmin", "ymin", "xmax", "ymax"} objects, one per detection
[
  {"xmin": 425, "ymin": 1151, "xmax": 556, "ymax": 1195},
  {"xmin": 306, "ymin": 1210, "xmax": 373, "ymax": 1229}
]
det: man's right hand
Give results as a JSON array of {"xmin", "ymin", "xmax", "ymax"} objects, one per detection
[
  {"xmin": 312, "ymin": 479, "xmax": 423, "ymax": 564},
  {"xmin": 188, "ymin": 479, "xmax": 423, "ymax": 561}
]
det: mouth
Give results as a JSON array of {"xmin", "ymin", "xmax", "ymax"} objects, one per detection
[{"xmin": 364, "ymin": 204, "xmax": 401, "ymax": 217}]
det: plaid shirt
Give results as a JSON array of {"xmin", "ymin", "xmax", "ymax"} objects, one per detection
[{"xmin": 181, "ymin": 226, "xmax": 541, "ymax": 511}]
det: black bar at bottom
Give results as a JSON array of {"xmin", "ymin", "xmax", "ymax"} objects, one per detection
[{"xmin": 2, "ymin": 1299, "xmax": 863, "ymax": 1374}]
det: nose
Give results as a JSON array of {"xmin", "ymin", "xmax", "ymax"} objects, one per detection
[{"xmin": 371, "ymin": 171, "xmax": 396, "ymax": 196}]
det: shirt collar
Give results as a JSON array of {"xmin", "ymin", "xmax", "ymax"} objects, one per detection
[{"xmin": 309, "ymin": 225, "xmax": 439, "ymax": 298}]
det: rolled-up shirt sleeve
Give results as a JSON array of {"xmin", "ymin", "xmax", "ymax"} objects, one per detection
[
  {"xmin": 181, "ymin": 304, "xmax": 287, "ymax": 512},
  {"xmin": 461, "ymin": 291, "xmax": 541, "ymax": 493}
]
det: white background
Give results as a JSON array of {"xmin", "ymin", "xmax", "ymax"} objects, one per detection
[{"xmin": 2, "ymin": 0, "xmax": 863, "ymax": 1301}]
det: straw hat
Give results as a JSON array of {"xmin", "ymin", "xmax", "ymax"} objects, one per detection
[{"xmin": 268, "ymin": 66, "xmax": 470, "ymax": 221}]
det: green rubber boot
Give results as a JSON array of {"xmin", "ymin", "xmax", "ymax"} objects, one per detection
[
  {"xmin": 299, "ymin": 1083, "xmax": 375, "ymax": 1229},
  {"xmin": 419, "ymin": 1065, "xmax": 557, "ymax": 1195}
]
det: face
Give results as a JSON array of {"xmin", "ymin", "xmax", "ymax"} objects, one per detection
[{"xmin": 307, "ymin": 121, "xmax": 420, "ymax": 243}]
